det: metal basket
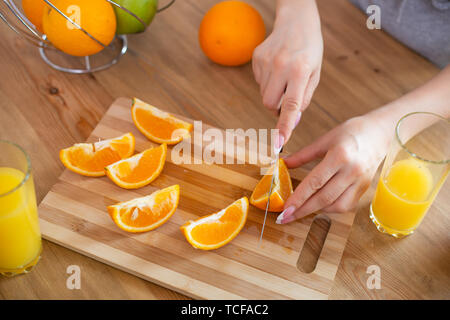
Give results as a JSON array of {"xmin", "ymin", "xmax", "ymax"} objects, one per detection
[{"xmin": 0, "ymin": 0, "xmax": 175, "ymax": 74}]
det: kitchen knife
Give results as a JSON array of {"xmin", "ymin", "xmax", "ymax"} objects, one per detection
[
  {"xmin": 258, "ymin": 93, "xmax": 286, "ymax": 246},
  {"xmin": 258, "ymin": 147, "xmax": 280, "ymax": 247}
]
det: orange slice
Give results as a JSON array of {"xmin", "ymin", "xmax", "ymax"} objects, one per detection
[
  {"xmin": 181, "ymin": 197, "xmax": 248, "ymax": 250},
  {"xmin": 108, "ymin": 185, "xmax": 180, "ymax": 233},
  {"xmin": 105, "ymin": 144, "xmax": 167, "ymax": 189},
  {"xmin": 59, "ymin": 133, "xmax": 135, "ymax": 177},
  {"xmin": 131, "ymin": 97, "xmax": 193, "ymax": 145},
  {"xmin": 250, "ymin": 158, "xmax": 293, "ymax": 212}
]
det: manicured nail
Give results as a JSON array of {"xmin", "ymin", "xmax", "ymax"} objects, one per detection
[
  {"xmin": 276, "ymin": 213, "xmax": 284, "ymax": 224},
  {"xmin": 295, "ymin": 112, "xmax": 302, "ymax": 127},
  {"xmin": 282, "ymin": 215, "xmax": 296, "ymax": 224},
  {"xmin": 276, "ymin": 206, "xmax": 295, "ymax": 224},
  {"xmin": 274, "ymin": 134, "xmax": 284, "ymax": 154}
]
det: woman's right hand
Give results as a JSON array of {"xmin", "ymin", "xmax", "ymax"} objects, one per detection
[{"xmin": 252, "ymin": 0, "xmax": 323, "ymax": 148}]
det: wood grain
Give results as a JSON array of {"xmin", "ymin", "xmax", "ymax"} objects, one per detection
[
  {"xmin": 37, "ymin": 97, "xmax": 355, "ymax": 300},
  {"xmin": 0, "ymin": 0, "xmax": 448, "ymax": 299}
]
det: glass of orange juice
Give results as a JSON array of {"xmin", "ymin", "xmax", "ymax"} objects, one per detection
[
  {"xmin": 0, "ymin": 140, "xmax": 42, "ymax": 276},
  {"xmin": 370, "ymin": 112, "xmax": 449, "ymax": 238}
]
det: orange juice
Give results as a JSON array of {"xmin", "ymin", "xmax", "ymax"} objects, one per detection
[
  {"xmin": 371, "ymin": 158, "xmax": 444, "ymax": 236},
  {"xmin": 0, "ymin": 167, "xmax": 41, "ymax": 274},
  {"xmin": 371, "ymin": 112, "xmax": 449, "ymax": 238}
]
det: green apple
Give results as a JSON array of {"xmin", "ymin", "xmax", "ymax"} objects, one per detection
[{"xmin": 113, "ymin": 0, "xmax": 158, "ymax": 35}]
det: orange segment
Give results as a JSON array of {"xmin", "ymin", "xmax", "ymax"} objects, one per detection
[
  {"xmin": 108, "ymin": 185, "xmax": 180, "ymax": 233},
  {"xmin": 181, "ymin": 197, "xmax": 248, "ymax": 250},
  {"xmin": 131, "ymin": 98, "xmax": 193, "ymax": 145},
  {"xmin": 60, "ymin": 133, "xmax": 135, "ymax": 177},
  {"xmin": 250, "ymin": 159, "xmax": 293, "ymax": 212},
  {"xmin": 105, "ymin": 144, "xmax": 167, "ymax": 189}
]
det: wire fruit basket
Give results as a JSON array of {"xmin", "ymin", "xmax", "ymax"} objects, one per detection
[{"xmin": 0, "ymin": 0, "xmax": 175, "ymax": 74}]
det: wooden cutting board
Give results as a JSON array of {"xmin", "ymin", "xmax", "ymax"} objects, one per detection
[{"xmin": 38, "ymin": 97, "xmax": 356, "ymax": 300}]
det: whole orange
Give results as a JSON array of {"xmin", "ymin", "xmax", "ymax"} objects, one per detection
[
  {"xmin": 22, "ymin": 0, "xmax": 48, "ymax": 33},
  {"xmin": 199, "ymin": 1, "xmax": 265, "ymax": 66},
  {"xmin": 42, "ymin": 0, "xmax": 117, "ymax": 57}
]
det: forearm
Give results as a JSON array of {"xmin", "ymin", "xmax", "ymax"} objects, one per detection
[
  {"xmin": 365, "ymin": 65, "xmax": 450, "ymax": 143},
  {"xmin": 275, "ymin": 0, "xmax": 321, "ymax": 31}
]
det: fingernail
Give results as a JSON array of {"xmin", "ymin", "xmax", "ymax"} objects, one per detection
[
  {"xmin": 276, "ymin": 206, "xmax": 295, "ymax": 224},
  {"xmin": 282, "ymin": 215, "xmax": 296, "ymax": 224},
  {"xmin": 295, "ymin": 112, "xmax": 302, "ymax": 127},
  {"xmin": 275, "ymin": 213, "xmax": 284, "ymax": 224},
  {"xmin": 274, "ymin": 135, "xmax": 284, "ymax": 154}
]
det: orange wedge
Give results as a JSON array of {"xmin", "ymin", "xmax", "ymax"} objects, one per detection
[
  {"xmin": 105, "ymin": 144, "xmax": 167, "ymax": 189},
  {"xmin": 250, "ymin": 158, "xmax": 293, "ymax": 212},
  {"xmin": 181, "ymin": 197, "xmax": 248, "ymax": 250},
  {"xmin": 131, "ymin": 97, "xmax": 193, "ymax": 145},
  {"xmin": 60, "ymin": 133, "xmax": 135, "ymax": 177},
  {"xmin": 108, "ymin": 185, "xmax": 180, "ymax": 233}
]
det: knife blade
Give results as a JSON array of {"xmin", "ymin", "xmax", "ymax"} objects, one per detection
[
  {"xmin": 258, "ymin": 95, "xmax": 284, "ymax": 246},
  {"xmin": 258, "ymin": 147, "xmax": 280, "ymax": 247}
]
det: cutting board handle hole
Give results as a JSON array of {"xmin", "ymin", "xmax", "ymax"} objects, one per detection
[{"xmin": 296, "ymin": 215, "xmax": 331, "ymax": 273}]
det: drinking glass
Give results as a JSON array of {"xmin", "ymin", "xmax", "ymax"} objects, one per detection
[
  {"xmin": 0, "ymin": 140, "xmax": 42, "ymax": 276},
  {"xmin": 370, "ymin": 112, "xmax": 449, "ymax": 238}
]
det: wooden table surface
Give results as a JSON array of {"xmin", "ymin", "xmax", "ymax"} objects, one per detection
[{"xmin": 0, "ymin": 0, "xmax": 448, "ymax": 299}]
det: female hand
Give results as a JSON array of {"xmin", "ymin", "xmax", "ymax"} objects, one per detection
[
  {"xmin": 277, "ymin": 64, "xmax": 450, "ymax": 223},
  {"xmin": 277, "ymin": 116, "xmax": 391, "ymax": 224},
  {"xmin": 252, "ymin": 0, "xmax": 323, "ymax": 148}
]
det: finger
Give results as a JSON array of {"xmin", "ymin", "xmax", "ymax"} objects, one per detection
[
  {"xmin": 302, "ymin": 71, "xmax": 320, "ymax": 111},
  {"xmin": 260, "ymin": 69, "xmax": 271, "ymax": 98},
  {"xmin": 322, "ymin": 179, "xmax": 370, "ymax": 213},
  {"xmin": 283, "ymin": 133, "xmax": 331, "ymax": 168},
  {"xmin": 252, "ymin": 47, "xmax": 263, "ymax": 84},
  {"xmin": 253, "ymin": 64, "xmax": 262, "ymax": 85},
  {"xmin": 262, "ymin": 71, "xmax": 287, "ymax": 113},
  {"xmin": 276, "ymin": 72, "xmax": 310, "ymax": 144},
  {"xmin": 283, "ymin": 151, "xmax": 342, "ymax": 211},
  {"xmin": 281, "ymin": 170, "xmax": 352, "ymax": 222}
]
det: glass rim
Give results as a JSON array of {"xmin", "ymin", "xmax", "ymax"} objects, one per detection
[
  {"xmin": 0, "ymin": 140, "xmax": 32, "ymax": 198},
  {"xmin": 395, "ymin": 112, "xmax": 450, "ymax": 165}
]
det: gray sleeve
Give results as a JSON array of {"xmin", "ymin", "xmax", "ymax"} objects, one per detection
[{"xmin": 348, "ymin": 0, "xmax": 450, "ymax": 68}]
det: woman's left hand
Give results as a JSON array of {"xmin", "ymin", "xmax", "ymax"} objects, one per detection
[{"xmin": 277, "ymin": 115, "xmax": 390, "ymax": 224}]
